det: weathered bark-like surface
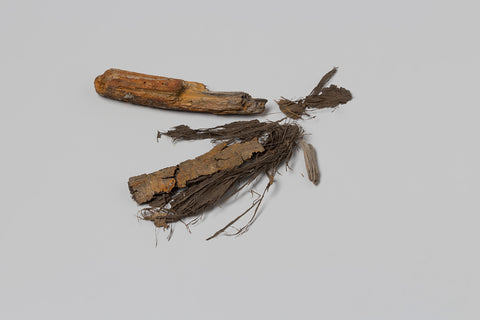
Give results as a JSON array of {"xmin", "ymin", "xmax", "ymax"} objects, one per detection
[
  {"xmin": 128, "ymin": 138, "xmax": 265, "ymax": 204},
  {"xmin": 95, "ymin": 69, "xmax": 267, "ymax": 114},
  {"xmin": 128, "ymin": 166, "xmax": 177, "ymax": 204}
]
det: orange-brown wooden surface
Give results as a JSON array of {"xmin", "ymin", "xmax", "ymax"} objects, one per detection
[{"xmin": 95, "ymin": 69, "xmax": 266, "ymax": 114}]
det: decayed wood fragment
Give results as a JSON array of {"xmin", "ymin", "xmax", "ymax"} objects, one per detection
[
  {"xmin": 95, "ymin": 69, "xmax": 267, "ymax": 114},
  {"xmin": 128, "ymin": 138, "xmax": 265, "ymax": 204},
  {"xmin": 298, "ymin": 139, "xmax": 320, "ymax": 185}
]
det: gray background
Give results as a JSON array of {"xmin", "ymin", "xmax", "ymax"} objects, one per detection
[{"xmin": 1, "ymin": 0, "xmax": 479, "ymax": 319}]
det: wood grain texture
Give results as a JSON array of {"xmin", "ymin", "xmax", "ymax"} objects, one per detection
[
  {"xmin": 95, "ymin": 69, "xmax": 267, "ymax": 114},
  {"xmin": 298, "ymin": 139, "xmax": 320, "ymax": 185},
  {"xmin": 128, "ymin": 138, "xmax": 265, "ymax": 204}
]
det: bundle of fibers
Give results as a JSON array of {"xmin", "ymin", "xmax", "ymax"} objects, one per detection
[
  {"xmin": 137, "ymin": 119, "xmax": 304, "ymax": 240},
  {"xmin": 276, "ymin": 67, "xmax": 353, "ymax": 119}
]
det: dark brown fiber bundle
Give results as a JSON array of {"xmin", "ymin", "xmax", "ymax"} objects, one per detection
[
  {"xmin": 276, "ymin": 67, "xmax": 353, "ymax": 119},
  {"xmin": 141, "ymin": 119, "xmax": 304, "ymax": 240}
]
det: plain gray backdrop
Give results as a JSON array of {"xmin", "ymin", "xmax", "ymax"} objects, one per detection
[{"xmin": 1, "ymin": 0, "xmax": 479, "ymax": 319}]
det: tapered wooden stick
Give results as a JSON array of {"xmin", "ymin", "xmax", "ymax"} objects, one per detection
[
  {"xmin": 298, "ymin": 139, "xmax": 320, "ymax": 185},
  {"xmin": 94, "ymin": 69, "xmax": 267, "ymax": 114}
]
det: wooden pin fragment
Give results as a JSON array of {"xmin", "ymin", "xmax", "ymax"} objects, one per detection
[
  {"xmin": 95, "ymin": 69, "xmax": 267, "ymax": 114},
  {"xmin": 298, "ymin": 139, "xmax": 320, "ymax": 185}
]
